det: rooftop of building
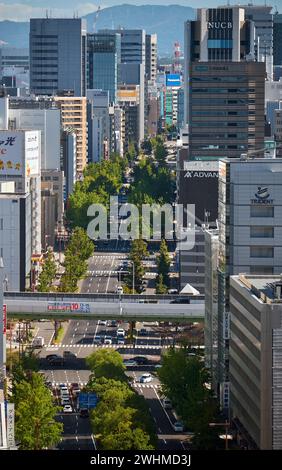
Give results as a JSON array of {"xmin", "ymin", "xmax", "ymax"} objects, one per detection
[{"xmin": 233, "ymin": 274, "xmax": 282, "ymax": 304}]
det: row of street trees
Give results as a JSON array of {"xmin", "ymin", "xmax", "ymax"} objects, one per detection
[
  {"xmin": 67, "ymin": 155, "xmax": 127, "ymax": 229},
  {"xmin": 156, "ymin": 239, "xmax": 171, "ymax": 294},
  {"xmin": 85, "ymin": 350, "xmax": 156, "ymax": 450},
  {"xmin": 124, "ymin": 239, "xmax": 148, "ymax": 293},
  {"xmin": 157, "ymin": 349, "xmax": 219, "ymax": 449},
  {"xmin": 11, "ymin": 356, "xmax": 63, "ymax": 450},
  {"xmin": 59, "ymin": 227, "xmax": 94, "ymax": 292},
  {"xmin": 37, "ymin": 250, "xmax": 57, "ymax": 292}
]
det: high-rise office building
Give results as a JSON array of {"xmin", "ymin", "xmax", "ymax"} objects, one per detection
[
  {"xmin": 0, "ymin": 47, "xmax": 29, "ymax": 89},
  {"xmin": 54, "ymin": 94, "xmax": 87, "ymax": 176},
  {"xmin": 100, "ymin": 29, "xmax": 145, "ymax": 65},
  {"xmin": 87, "ymin": 89, "xmax": 110, "ymax": 163},
  {"xmin": 145, "ymin": 34, "xmax": 157, "ymax": 83},
  {"xmin": 184, "ymin": 7, "xmax": 265, "ymax": 161},
  {"xmin": 243, "ymin": 4, "xmax": 273, "ymax": 81},
  {"xmin": 274, "ymin": 13, "xmax": 282, "ymax": 66},
  {"xmin": 230, "ymin": 274, "xmax": 282, "ymax": 449},
  {"xmin": 87, "ymin": 33, "xmax": 121, "ymax": 103},
  {"xmin": 217, "ymin": 157, "xmax": 282, "ymax": 409},
  {"xmin": 8, "ymin": 96, "xmax": 60, "ymax": 170},
  {"xmin": 0, "ymin": 129, "xmax": 41, "ymax": 290},
  {"xmin": 30, "ymin": 18, "xmax": 87, "ymax": 96}
]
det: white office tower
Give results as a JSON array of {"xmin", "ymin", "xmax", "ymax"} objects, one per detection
[
  {"xmin": 0, "ymin": 130, "xmax": 41, "ymax": 290},
  {"xmin": 8, "ymin": 97, "xmax": 60, "ymax": 170},
  {"xmin": 217, "ymin": 157, "xmax": 282, "ymax": 410}
]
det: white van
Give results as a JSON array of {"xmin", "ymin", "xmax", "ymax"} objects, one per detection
[{"xmin": 116, "ymin": 286, "xmax": 123, "ymax": 295}]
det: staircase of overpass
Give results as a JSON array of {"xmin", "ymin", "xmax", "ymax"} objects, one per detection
[{"xmin": 4, "ymin": 292, "xmax": 204, "ymax": 321}]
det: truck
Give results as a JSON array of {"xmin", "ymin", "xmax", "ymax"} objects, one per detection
[{"xmin": 33, "ymin": 336, "xmax": 45, "ymax": 348}]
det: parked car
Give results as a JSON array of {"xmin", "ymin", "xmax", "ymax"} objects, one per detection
[
  {"xmin": 162, "ymin": 398, "xmax": 172, "ymax": 409},
  {"xmin": 98, "ymin": 320, "xmax": 107, "ymax": 326},
  {"xmin": 107, "ymin": 320, "xmax": 118, "ymax": 327},
  {"xmin": 172, "ymin": 421, "xmax": 184, "ymax": 432},
  {"xmin": 139, "ymin": 373, "xmax": 152, "ymax": 383},
  {"xmin": 63, "ymin": 405, "xmax": 73, "ymax": 413}
]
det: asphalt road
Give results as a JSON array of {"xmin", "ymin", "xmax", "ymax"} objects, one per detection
[
  {"xmin": 80, "ymin": 252, "xmax": 128, "ymax": 294},
  {"xmin": 38, "ymin": 319, "xmax": 194, "ymax": 451},
  {"xmin": 56, "ymin": 413, "xmax": 96, "ymax": 450}
]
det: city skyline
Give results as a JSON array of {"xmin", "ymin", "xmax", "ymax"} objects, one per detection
[{"xmin": 0, "ymin": 1, "xmax": 278, "ymax": 22}]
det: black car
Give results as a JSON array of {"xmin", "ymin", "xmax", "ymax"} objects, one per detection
[
  {"xmin": 79, "ymin": 408, "xmax": 89, "ymax": 418},
  {"xmin": 132, "ymin": 356, "xmax": 149, "ymax": 365},
  {"xmin": 46, "ymin": 354, "xmax": 60, "ymax": 362},
  {"xmin": 49, "ymin": 356, "xmax": 64, "ymax": 366}
]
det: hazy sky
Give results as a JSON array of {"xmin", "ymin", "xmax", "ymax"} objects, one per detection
[{"xmin": 0, "ymin": 1, "xmax": 278, "ymax": 21}]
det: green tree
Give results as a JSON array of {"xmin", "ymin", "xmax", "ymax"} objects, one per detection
[
  {"xmin": 155, "ymin": 273, "xmax": 168, "ymax": 294},
  {"xmin": 12, "ymin": 372, "xmax": 63, "ymax": 450},
  {"xmin": 67, "ymin": 227, "xmax": 94, "ymax": 260},
  {"xmin": 101, "ymin": 426, "xmax": 154, "ymax": 450},
  {"xmin": 130, "ymin": 239, "xmax": 149, "ymax": 260},
  {"xmin": 141, "ymin": 139, "xmax": 152, "ymax": 155},
  {"xmin": 157, "ymin": 349, "xmax": 218, "ymax": 439},
  {"xmin": 37, "ymin": 250, "xmax": 57, "ymax": 292},
  {"xmin": 156, "ymin": 239, "xmax": 170, "ymax": 287},
  {"xmin": 86, "ymin": 349, "xmax": 126, "ymax": 381},
  {"xmin": 154, "ymin": 142, "xmax": 167, "ymax": 167}
]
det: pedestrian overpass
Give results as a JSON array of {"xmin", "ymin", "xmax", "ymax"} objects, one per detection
[{"xmin": 4, "ymin": 292, "xmax": 204, "ymax": 321}]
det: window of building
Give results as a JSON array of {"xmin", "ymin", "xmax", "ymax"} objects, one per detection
[
  {"xmin": 250, "ymin": 266, "xmax": 273, "ymax": 274},
  {"xmin": 250, "ymin": 226, "xmax": 274, "ymax": 238},
  {"xmin": 0, "ymin": 219, "xmax": 3, "ymax": 230},
  {"xmin": 250, "ymin": 206, "xmax": 274, "ymax": 217},
  {"xmin": 250, "ymin": 246, "xmax": 274, "ymax": 258}
]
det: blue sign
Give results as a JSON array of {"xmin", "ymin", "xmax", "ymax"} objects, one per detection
[
  {"xmin": 166, "ymin": 74, "xmax": 181, "ymax": 87},
  {"xmin": 79, "ymin": 393, "xmax": 98, "ymax": 409}
]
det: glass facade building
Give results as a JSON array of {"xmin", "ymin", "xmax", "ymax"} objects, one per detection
[{"xmin": 87, "ymin": 33, "xmax": 121, "ymax": 104}]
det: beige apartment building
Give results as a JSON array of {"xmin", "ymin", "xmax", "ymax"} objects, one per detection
[{"xmin": 54, "ymin": 96, "xmax": 87, "ymax": 175}]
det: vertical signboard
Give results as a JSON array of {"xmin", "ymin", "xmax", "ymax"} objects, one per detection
[
  {"xmin": 220, "ymin": 381, "xmax": 230, "ymax": 410},
  {"xmin": 6, "ymin": 403, "xmax": 15, "ymax": 448},
  {"xmin": 223, "ymin": 311, "xmax": 230, "ymax": 340}
]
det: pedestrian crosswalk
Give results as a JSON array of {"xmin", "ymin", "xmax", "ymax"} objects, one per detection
[
  {"xmin": 87, "ymin": 270, "xmax": 121, "ymax": 276},
  {"xmin": 45, "ymin": 343, "xmax": 173, "ymax": 350},
  {"xmin": 132, "ymin": 383, "xmax": 161, "ymax": 389},
  {"xmin": 51, "ymin": 381, "xmax": 160, "ymax": 390}
]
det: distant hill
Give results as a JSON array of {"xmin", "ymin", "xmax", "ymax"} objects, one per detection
[{"xmin": 0, "ymin": 4, "xmax": 195, "ymax": 55}]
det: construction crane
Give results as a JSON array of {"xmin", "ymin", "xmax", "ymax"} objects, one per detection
[{"xmin": 93, "ymin": 6, "xmax": 101, "ymax": 33}]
